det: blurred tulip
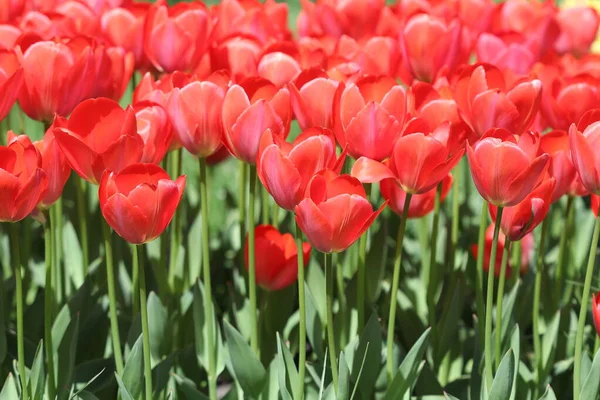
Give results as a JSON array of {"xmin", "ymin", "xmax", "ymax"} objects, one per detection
[
  {"xmin": 18, "ymin": 39, "xmax": 94, "ymax": 123},
  {"xmin": 54, "ymin": 98, "xmax": 142, "ymax": 185},
  {"xmin": 210, "ymin": 35, "xmax": 262, "ymax": 80},
  {"xmin": 333, "ymin": 35, "xmax": 401, "ymax": 77},
  {"xmin": 133, "ymin": 71, "xmax": 192, "ymax": 107},
  {"xmin": 101, "ymin": 3, "xmax": 151, "ymax": 69},
  {"xmin": 352, "ymin": 119, "xmax": 464, "ymax": 194},
  {"xmin": 467, "ymin": 128, "xmax": 548, "ymax": 206},
  {"xmin": 144, "ymin": 1, "xmax": 212, "ymax": 73},
  {"xmin": 92, "ymin": 46, "xmax": 135, "ymax": 101},
  {"xmin": 55, "ymin": 1, "xmax": 99, "ymax": 37},
  {"xmin": 19, "ymin": 10, "xmax": 77, "ymax": 40},
  {"xmin": 0, "ymin": 133, "xmax": 48, "ymax": 222},
  {"xmin": 593, "ymin": 292, "xmax": 600, "ymax": 338},
  {"xmin": 475, "ymin": 33, "xmax": 537, "ymax": 78},
  {"xmin": 0, "ymin": 50, "xmax": 22, "ymax": 123},
  {"xmin": 554, "ymin": 6, "xmax": 600, "ymax": 56},
  {"xmin": 381, "ymin": 173, "xmax": 453, "ymax": 218},
  {"xmin": 257, "ymin": 51, "xmax": 301, "ymax": 88},
  {"xmin": 407, "ymin": 79, "xmax": 465, "ymax": 129},
  {"xmin": 99, "ymin": 163, "xmax": 186, "ymax": 244},
  {"xmin": 472, "ymin": 223, "xmax": 533, "ymax": 277},
  {"xmin": 33, "ymin": 126, "xmax": 71, "ymax": 209},
  {"xmin": 244, "ymin": 224, "xmax": 311, "ymax": 291},
  {"xmin": 222, "ymin": 77, "xmax": 290, "ymax": 164},
  {"xmin": 0, "ymin": 0, "xmax": 24, "ymax": 23},
  {"xmin": 0, "ymin": 25, "xmax": 22, "ymax": 50},
  {"xmin": 257, "ymin": 127, "xmax": 343, "ymax": 211},
  {"xmin": 295, "ymin": 169, "xmax": 385, "ymax": 253},
  {"xmin": 133, "ymin": 101, "xmax": 173, "ymax": 165},
  {"xmin": 453, "ymin": 64, "xmax": 542, "ymax": 141},
  {"xmin": 569, "ymin": 109, "xmax": 600, "ymax": 195},
  {"xmin": 336, "ymin": 75, "xmax": 406, "ymax": 161}
]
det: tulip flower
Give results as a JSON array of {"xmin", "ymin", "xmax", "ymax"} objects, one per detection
[
  {"xmin": 257, "ymin": 50, "xmax": 301, "ymax": 88},
  {"xmin": 381, "ymin": 173, "xmax": 453, "ymax": 219},
  {"xmin": 333, "ymin": 35, "xmax": 401, "ymax": 77},
  {"xmin": 0, "ymin": 25, "xmax": 21, "ymax": 50},
  {"xmin": 210, "ymin": 35, "xmax": 262, "ymax": 80},
  {"xmin": 453, "ymin": 63, "xmax": 542, "ymax": 140},
  {"xmin": 222, "ymin": 77, "xmax": 291, "ymax": 164},
  {"xmin": 569, "ymin": 109, "xmax": 600, "ymax": 195},
  {"xmin": 244, "ymin": 225, "xmax": 311, "ymax": 291},
  {"xmin": 257, "ymin": 127, "xmax": 343, "ymax": 211},
  {"xmin": 54, "ymin": 1, "xmax": 100, "ymax": 38},
  {"xmin": 0, "ymin": 133, "xmax": 48, "ymax": 222},
  {"xmin": 554, "ymin": 6, "xmax": 600, "ymax": 56},
  {"xmin": 18, "ymin": 39, "xmax": 95, "ymax": 123},
  {"xmin": 54, "ymin": 97, "xmax": 143, "ymax": 185},
  {"xmin": 352, "ymin": 119, "xmax": 464, "ymax": 194},
  {"xmin": 99, "ymin": 163, "xmax": 186, "ymax": 245},
  {"xmin": 134, "ymin": 102, "xmax": 173, "ymax": 165},
  {"xmin": 0, "ymin": 0, "xmax": 24, "ymax": 23},
  {"xmin": 407, "ymin": 79, "xmax": 468, "ymax": 132},
  {"xmin": 475, "ymin": 33, "xmax": 537, "ymax": 78},
  {"xmin": 336, "ymin": 75, "xmax": 406, "ymax": 161},
  {"xmin": 593, "ymin": 292, "xmax": 600, "ymax": 339},
  {"xmin": 0, "ymin": 49, "xmax": 22, "ymax": 123},
  {"xmin": 144, "ymin": 1, "xmax": 212, "ymax": 73},
  {"xmin": 133, "ymin": 71, "xmax": 192, "ymax": 107},
  {"xmin": 295, "ymin": 169, "xmax": 385, "ymax": 253},
  {"xmin": 92, "ymin": 45, "xmax": 135, "ymax": 102},
  {"xmin": 467, "ymin": 128, "xmax": 549, "ymax": 206}
]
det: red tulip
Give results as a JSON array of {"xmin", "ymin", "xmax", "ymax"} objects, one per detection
[
  {"xmin": 99, "ymin": 163, "xmax": 186, "ymax": 244},
  {"xmin": 489, "ymin": 176, "xmax": 555, "ymax": 241},
  {"xmin": 0, "ymin": 49, "xmax": 22, "ymax": 123},
  {"xmin": 144, "ymin": 1, "xmax": 212, "ymax": 73},
  {"xmin": 569, "ymin": 109, "xmax": 600, "ymax": 195},
  {"xmin": 554, "ymin": 6, "xmax": 600, "ymax": 57},
  {"xmin": 32, "ymin": 126, "xmax": 71, "ymax": 209},
  {"xmin": 0, "ymin": 25, "xmax": 21, "ymax": 50},
  {"xmin": 333, "ymin": 35, "xmax": 401, "ymax": 77},
  {"xmin": 295, "ymin": 169, "xmax": 386, "ymax": 253},
  {"xmin": 101, "ymin": 3, "xmax": 151, "ymax": 69},
  {"xmin": 352, "ymin": 119, "xmax": 464, "ymax": 194},
  {"xmin": 399, "ymin": 14, "xmax": 462, "ymax": 83},
  {"xmin": 0, "ymin": 0, "xmax": 24, "ymax": 23},
  {"xmin": 17, "ymin": 39, "xmax": 95, "ymax": 123},
  {"xmin": 244, "ymin": 224, "xmax": 311, "ymax": 291},
  {"xmin": 336, "ymin": 75, "xmax": 406, "ymax": 161},
  {"xmin": 472, "ymin": 223, "xmax": 533, "ymax": 277},
  {"xmin": 381, "ymin": 173, "xmax": 453, "ymax": 219},
  {"xmin": 92, "ymin": 45, "xmax": 135, "ymax": 102},
  {"xmin": 167, "ymin": 79, "xmax": 226, "ymax": 158},
  {"xmin": 54, "ymin": 97, "xmax": 142, "ymax": 185},
  {"xmin": 407, "ymin": 79, "xmax": 466, "ymax": 130},
  {"xmin": 0, "ymin": 133, "xmax": 48, "ymax": 222},
  {"xmin": 593, "ymin": 292, "xmax": 600, "ymax": 338},
  {"xmin": 539, "ymin": 130, "xmax": 588, "ymax": 202},
  {"xmin": 133, "ymin": 71, "xmax": 192, "ymax": 107},
  {"xmin": 55, "ymin": 1, "xmax": 100, "ymax": 38},
  {"xmin": 453, "ymin": 64, "xmax": 542, "ymax": 141},
  {"xmin": 257, "ymin": 127, "xmax": 343, "ymax": 211},
  {"xmin": 257, "ymin": 50, "xmax": 301, "ymax": 88},
  {"xmin": 222, "ymin": 77, "xmax": 290, "ymax": 164},
  {"xmin": 209, "ymin": 35, "xmax": 262, "ymax": 80},
  {"xmin": 133, "ymin": 102, "xmax": 173, "ymax": 165},
  {"xmin": 467, "ymin": 128, "xmax": 549, "ymax": 207},
  {"xmin": 475, "ymin": 33, "xmax": 537, "ymax": 77},
  {"xmin": 289, "ymin": 69, "xmax": 344, "ymax": 131}
]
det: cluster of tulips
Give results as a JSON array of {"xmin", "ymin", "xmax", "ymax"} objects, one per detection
[{"xmin": 2, "ymin": 0, "xmax": 600, "ymax": 399}]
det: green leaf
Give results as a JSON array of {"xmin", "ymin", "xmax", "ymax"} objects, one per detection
[
  {"xmin": 581, "ymin": 351, "xmax": 593, "ymax": 386},
  {"xmin": 56, "ymin": 314, "xmax": 80, "ymax": 400},
  {"xmin": 114, "ymin": 373, "xmax": 135, "ymax": 400},
  {"xmin": 384, "ymin": 328, "xmax": 431, "ymax": 400},
  {"xmin": 70, "ymin": 368, "xmax": 106, "ymax": 399},
  {"xmin": 223, "ymin": 320, "xmax": 267, "ymax": 397},
  {"xmin": 188, "ymin": 212, "xmax": 203, "ymax": 283},
  {"xmin": 488, "ymin": 349, "xmax": 515, "ymax": 400},
  {"xmin": 147, "ymin": 292, "xmax": 168, "ymax": 363},
  {"xmin": 29, "ymin": 340, "xmax": 45, "ymax": 400},
  {"xmin": 337, "ymin": 353, "xmax": 350, "ymax": 400},
  {"xmin": 365, "ymin": 221, "xmax": 388, "ymax": 302},
  {"xmin": 276, "ymin": 333, "xmax": 299, "ymax": 400},
  {"xmin": 0, "ymin": 374, "xmax": 18, "ymax": 400},
  {"xmin": 539, "ymin": 385, "xmax": 558, "ymax": 400},
  {"xmin": 122, "ymin": 335, "xmax": 144, "ymax": 400},
  {"xmin": 580, "ymin": 347, "xmax": 600, "ymax": 400},
  {"xmin": 509, "ymin": 326, "xmax": 520, "ymax": 400},
  {"xmin": 499, "ymin": 281, "xmax": 520, "ymax": 349},
  {"xmin": 350, "ymin": 343, "xmax": 368, "ymax": 400},
  {"xmin": 73, "ymin": 391, "xmax": 101, "ymax": 400},
  {"xmin": 351, "ymin": 313, "xmax": 381, "ymax": 399},
  {"xmin": 193, "ymin": 280, "xmax": 225, "ymax": 375},
  {"xmin": 173, "ymin": 374, "xmax": 210, "ymax": 400},
  {"xmin": 63, "ymin": 220, "xmax": 84, "ymax": 288},
  {"xmin": 444, "ymin": 393, "xmax": 461, "ymax": 400},
  {"xmin": 305, "ymin": 282, "xmax": 325, "ymax": 359},
  {"xmin": 0, "ymin": 285, "xmax": 6, "ymax": 364},
  {"xmin": 541, "ymin": 312, "xmax": 560, "ymax": 379}
]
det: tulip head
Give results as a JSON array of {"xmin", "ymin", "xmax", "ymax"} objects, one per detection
[
  {"xmin": 593, "ymin": 292, "xmax": 600, "ymax": 339},
  {"xmin": 133, "ymin": 101, "xmax": 173, "ymax": 165},
  {"xmin": 569, "ymin": 109, "xmax": 600, "ymax": 195},
  {"xmin": 32, "ymin": 125, "xmax": 71, "ymax": 209},
  {"xmin": 381, "ymin": 173, "xmax": 453, "ymax": 219}
]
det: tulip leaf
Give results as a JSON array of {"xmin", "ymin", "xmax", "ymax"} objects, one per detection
[
  {"xmin": 276, "ymin": 332, "xmax": 299, "ymax": 400},
  {"xmin": 70, "ymin": 368, "xmax": 106, "ymax": 399},
  {"xmin": 539, "ymin": 385, "xmax": 558, "ymax": 400},
  {"xmin": 223, "ymin": 320, "xmax": 267, "ymax": 397},
  {"xmin": 305, "ymin": 282, "xmax": 325, "ymax": 359},
  {"xmin": 188, "ymin": 213, "xmax": 203, "ymax": 285},
  {"xmin": 541, "ymin": 312, "xmax": 560, "ymax": 379},
  {"xmin": 509, "ymin": 326, "xmax": 520, "ymax": 400},
  {"xmin": 56, "ymin": 313, "xmax": 80, "ymax": 400},
  {"xmin": 488, "ymin": 349, "xmax": 515, "ymax": 400},
  {"xmin": 0, "ymin": 286, "xmax": 6, "ymax": 365},
  {"xmin": 173, "ymin": 374, "xmax": 210, "ymax": 400},
  {"xmin": 28, "ymin": 340, "xmax": 45, "ymax": 400},
  {"xmin": 147, "ymin": 292, "xmax": 168, "ymax": 363},
  {"xmin": 580, "ymin": 347, "xmax": 600, "ymax": 400},
  {"xmin": 351, "ymin": 313, "xmax": 381, "ymax": 399},
  {"xmin": 0, "ymin": 373, "xmax": 18, "ymax": 400},
  {"xmin": 63, "ymin": 220, "xmax": 84, "ymax": 288},
  {"xmin": 122, "ymin": 334, "xmax": 144, "ymax": 400},
  {"xmin": 193, "ymin": 280, "xmax": 225, "ymax": 375},
  {"xmin": 366, "ymin": 220, "xmax": 389, "ymax": 302},
  {"xmin": 499, "ymin": 281, "xmax": 520, "ymax": 350},
  {"xmin": 114, "ymin": 373, "xmax": 135, "ymax": 400},
  {"xmin": 581, "ymin": 351, "xmax": 593, "ymax": 387},
  {"xmin": 338, "ymin": 352, "xmax": 350, "ymax": 400},
  {"xmin": 384, "ymin": 328, "xmax": 431, "ymax": 400}
]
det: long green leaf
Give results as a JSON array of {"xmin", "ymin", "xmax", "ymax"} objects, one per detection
[
  {"xmin": 29, "ymin": 340, "xmax": 45, "ymax": 400},
  {"xmin": 351, "ymin": 314, "xmax": 381, "ymax": 399},
  {"xmin": 385, "ymin": 328, "xmax": 431, "ymax": 400},
  {"xmin": 122, "ymin": 335, "xmax": 144, "ymax": 400},
  {"xmin": 147, "ymin": 292, "xmax": 168, "ymax": 363},
  {"xmin": 488, "ymin": 349, "xmax": 515, "ymax": 400},
  {"xmin": 338, "ymin": 353, "xmax": 350, "ymax": 400},
  {"xmin": 580, "ymin": 348, "xmax": 600, "ymax": 400},
  {"xmin": 114, "ymin": 373, "xmax": 135, "ymax": 400},
  {"xmin": 56, "ymin": 314, "xmax": 80, "ymax": 400}
]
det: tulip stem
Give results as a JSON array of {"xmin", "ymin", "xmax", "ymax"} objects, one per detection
[
  {"xmin": 484, "ymin": 206, "xmax": 503, "ymax": 389},
  {"xmin": 533, "ymin": 218, "xmax": 549, "ymax": 395},
  {"xmin": 135, "ymin": 245, "xmax": 153, "ymax": 400},
  {"xmin": 296, "ymin": 222, "xmax": 306, "ymax": 400},
  {"xmin": 199, "ymin": 158, "xmax": 218, "ymax": 400},
  {"xmin": 553, "ymin": 195, "xmax": 574, "ymax": 309},
  {"xmin": 239, "ymin": 161, "xmax": 247, "ymax": 263},
  {"xmin": 102, "ymin": 221, "xmax": 124, "ymax": 375},
  {"xmin": 510, "ymin": 241, "xmax": 521, "ymax": 287},
  {"xmin": 54, "ymin": 198, "xmax": 64, "ymax": 308},
  {"xmin": 448, "ymin": 166, "xmax": 460, "ymax": 274},
  {"xmin": 428, "ymin": 183, "xmax": 443, "ymax": 334},
  {"xmin": 494, "ymin": 237, "xmax": 511, "ymax": 370},
  {"xmin": 261, "ymin": 186, "xmax": 270, "ymax": 225},
  {"xmin": 131, "ymin": 244, "xmax": 139, "ymax": 317},
  {"xmin": 357, "ymin": 184, "xmax": 372, "ymax": 331},
  {"xmin": 573, "ymin": 214, "xmax": 600, "ymax": 400},
  {"xmin": 248, "ymin": 166, "xmax": 259, "ymax": 355},
  {"xmin": 167, "ymin": 149, "xmax": 183, "ymax": 293},
  {"xmin": 324, "ymin": 251, "xmax": 338, "ymax": 393},
  {"xmin": 75, "ymin": 177, "xmax": 89, "ymax": 275},
  {"xmin": 475, "ymin": 201, "xmax": 488, "ymax": 345},
  {"xmin": 44, "ymin": 215, "xmax": 57, "ymax": 400},
  {"xmin": 9, "ymin": 223, "xmax": 28, "ymax": 400},
  {"xmin": 386, "ymin": 193, "xmax": 412, "ymax": 386}
]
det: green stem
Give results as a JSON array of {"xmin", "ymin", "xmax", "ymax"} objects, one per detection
[
  {"xmin": 102, "ymin": 221, "xmax": 124, "ymax": 375},
  {"xmin": 386, "ymin": 194, "xmax": 412, "ymax": 385},
  {"xmin": 357, "ymin": 184, "xmax": 372, "ymax": 331},
  {"xmin": 200, "ymin": 158, "xmax": 218, "ymax": 400},
  {"xmin": 135, "ymin": 245, "xmax": 153, "ymax": 400},
  {"xmin": 9, "ymin": 223, "xmax": 28, "ymax": 400},
  {"xmin": 484, "ymin": 206, "xmax": 503, "ymax": 389},
  {"xmin": 248, "ymin": 166, "xmax": 259, "ymax": 355},
  {"xmin": 272, "ymin": 202, "xmax": 280, "ymax": 226},
  {"xmin": 553, "ymin": 196, "xmax": 574, "ymax": 309},
  {"xmin": 261, "ymin": 186, "xmax": 270, "ymax": 225},
  {"xmin": 131, "ymin": 245, "xmax": 139, "ymax": 317},
  {"xmin": 510, "ymin": 241, "xmax": 521, "ymax": 287},
  {"xmin": 75, "ymin": 177, "xmax": 89, "ymax": 275},
  {"xmin": 44, "ymin": 215, "xmax": 57, "ymax": 400},
  {"xmin": 167, "ymin": 149, "xmax": 182, "ymax": 293},
  {"xmin": 296, "ymin": 222, "xmax": 306, "ymax": 400},
  {"xmin": 325, "ymin": 252, "xmax": 338, "ymax": 393},
  {"xmin": 239, "ymin": 161, "xmax": 247, "ymax": 257},
  {"xmin": 573, "ymin": 214, "xmax": 600, "ymax": 400},
  {"xmin": 494, "ymin": 237, "xmax": 511, "ymax": 370},
  {"xmin": 53, "ymin": 199, "xmax": 64, "ymax": 308},
  {"xmin": 533, "ymin": 218, "xmax": 549, "ymax": 395},
  {"xmin": 475, "ymin": 201, "xmax": 488, "ymax": 345},
  {"xmin": 449, "ymin": 167, "xmax": 460, "ymax": 270},
  {"xmin": 428, "ymin": 183, "xmax": 443, "ymax": 333}
]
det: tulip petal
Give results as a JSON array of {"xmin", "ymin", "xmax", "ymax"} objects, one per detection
[
  {"xmin": 102, "ymin": 193, "xmax": 150, "ymax": 244},
  {"xmin": 54, "ymin": 128, "xmax": 99, "ymax": 184},
  {"xmin": 351, "ymin": 157, "xmax": 395, "ymax": 183},
  {"xmin": 258, "ymin": 144, "xmax": 302, "ymax": 210},
  {"xmin": 295, "ymin": 198, "xmax": 334, "ymax": 253},
  {"xmin": 569, "ymin": 125, "xmax": 600, "ymax": 194}
]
